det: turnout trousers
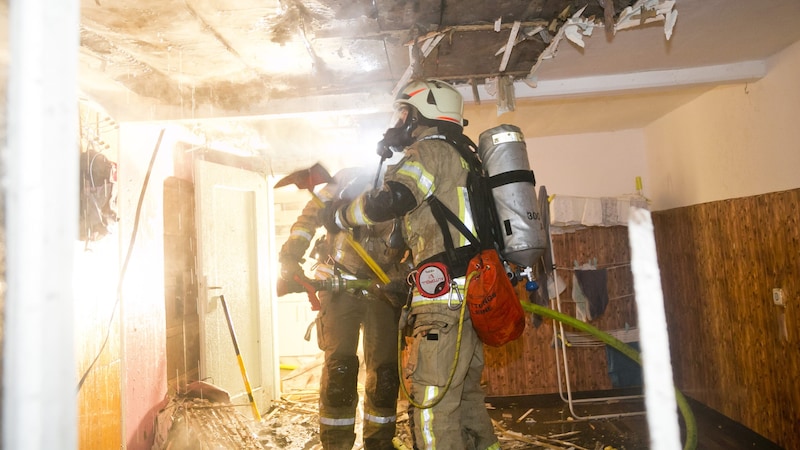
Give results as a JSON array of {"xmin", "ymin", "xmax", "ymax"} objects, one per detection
[
  {"xmin": 406, "ymin": 288, "xmax": 500, "ymax": 450},
  {"xmin": 316, "ymin": 289, "xmax": 401, "ymax": 450}
]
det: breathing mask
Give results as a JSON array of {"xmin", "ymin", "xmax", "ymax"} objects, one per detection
[{"xmin": 376, "ymin": 104, "xmax": 417, "ymax": 159}]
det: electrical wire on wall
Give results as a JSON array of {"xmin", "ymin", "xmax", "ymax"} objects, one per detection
[{"xmin": 77, "ymin": 128, "xmax": 166, "ymax": 392}]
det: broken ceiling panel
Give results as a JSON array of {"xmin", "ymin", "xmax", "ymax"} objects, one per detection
[
  {"xmin": 419, "ymin": 27, "xmax": 551, "ymax": 81},
  {"xmin": 615, "ymin": 0, "xmax": 678, "ymax": 38}
]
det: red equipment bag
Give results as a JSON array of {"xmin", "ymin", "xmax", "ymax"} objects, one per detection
[{"xmin": 465, "ymin": 248, "xmax": 525, "ymax": 347}]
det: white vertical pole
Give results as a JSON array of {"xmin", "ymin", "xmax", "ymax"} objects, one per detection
[
  {"xmin": 628, "ymin": 208, "xmax": 681, "ymax": 450},
  {"xmin": 4, "ymin": 0, "xmax": 79, "ymax": 449}
]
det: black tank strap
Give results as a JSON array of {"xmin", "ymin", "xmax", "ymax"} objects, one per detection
[
  {"xmin": 425, "ymin": 195, "xmax": 477, "ymax": 277},
  {"xmin": 421, "ymin": 130, "xmax": 497, "ymax": 242},
  {"xmin": 489, "ymin": 169, "xmax": 535, "ymax": 188}
]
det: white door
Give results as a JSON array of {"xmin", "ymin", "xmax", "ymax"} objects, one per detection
[{"xmin": 194, "ymin": 159, "xmax": 278, "ymax": 411}]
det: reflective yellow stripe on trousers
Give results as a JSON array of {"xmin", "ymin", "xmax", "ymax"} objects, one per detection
[{"xmin": 420, "ymin": 385, "xmax": 438, "ymax": 449}]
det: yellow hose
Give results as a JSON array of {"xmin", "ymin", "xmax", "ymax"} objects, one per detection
[
  {"xmin": 309, "ymin": 195, "xmax": 390, "ymax": 284},
  {"xmin": 392, "ymin": 436, "xmax": 411, "ymax": 450},
  {"xmin": 396, "ymin": 271, "xmax": 476, "ymax": 410},
  {"xmin": 343, "ymin": 233, "xmax": 390, "ymax": 284}
]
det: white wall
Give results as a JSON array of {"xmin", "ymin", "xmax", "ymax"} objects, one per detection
[
  {"xmin": 645, "ymin": 39, "xmax": 800, "ymax": 211},
  {"xmin": 117, "ymin": 123, "xmax": 179, "ymax": 449}
]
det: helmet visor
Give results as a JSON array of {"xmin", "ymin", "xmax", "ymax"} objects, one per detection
[{"xmin": 388, "ymin": 104, "xmax": 412, "ymax": 129}]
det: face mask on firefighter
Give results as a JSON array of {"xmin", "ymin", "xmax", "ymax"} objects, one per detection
[{"xmin": 376, "ymin": 104, "xmax": 416, "ymax": 158}]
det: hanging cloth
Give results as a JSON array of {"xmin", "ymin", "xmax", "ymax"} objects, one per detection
[{"xmin": 572, "ymin": 268, "xmax": 609, "ymax": 321}]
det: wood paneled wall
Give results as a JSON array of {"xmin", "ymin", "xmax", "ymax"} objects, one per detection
[
  {"xmin": 483, "ymin": 226, "xmax": 639, "ymax": 396},
  {"xmin": 163, "ymin": 177, "xmax": 200, "ymax": 392},
  {"xmin": 652, "ymin": 188, "xmax": 800, "ymax": 450}
]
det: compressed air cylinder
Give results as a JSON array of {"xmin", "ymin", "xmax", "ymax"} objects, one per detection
[{"xmin": 477, "ymin": 124, "xmax": 546, "ymax": 268}]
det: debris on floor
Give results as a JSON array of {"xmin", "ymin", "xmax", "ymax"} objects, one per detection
[
  {"xmin": 256, "ymin": 394, "xmax": 320, "ymax": 449},
  {"xmin": 152, "ymin": 381, "xmax": 264, "ymax": 449},
  {"xmin": 494, "ymin": 421, "xmax": 590, "ymax": 450},
  {"xmin": 485, "ymin": 393, "xmax": 649, "ymax": 450},
  {"xmin": 153, "ymin": 354, "xmax": 642, "ymax": 449}
]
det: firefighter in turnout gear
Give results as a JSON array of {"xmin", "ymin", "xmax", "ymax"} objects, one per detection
[
  {"xmin": 279, "ymin": 166, "xmax": 412, "ymax": 450},
  {"xmin": 325, "ymin": 80, "xmax": 500, "ymax": 450}
]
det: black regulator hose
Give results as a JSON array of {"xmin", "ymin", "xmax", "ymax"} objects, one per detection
[{"xmin": 520, "ymin": 302, "xmax": 698, "ymax": 450}]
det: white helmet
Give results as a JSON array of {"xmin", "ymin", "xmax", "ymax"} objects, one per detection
[{"xmin": 394, "ymin": 79, "xmax": 464, "ymax": 127}]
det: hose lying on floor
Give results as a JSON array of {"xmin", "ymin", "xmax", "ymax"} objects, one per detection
[{"xmin": 521, "ymin": 301, "xmax": 698, "ymax": 450}]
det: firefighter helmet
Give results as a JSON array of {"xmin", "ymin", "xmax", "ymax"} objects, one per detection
[{"xmin": 394, "ymin": 79, "xmax": 464, "ymax": 127}]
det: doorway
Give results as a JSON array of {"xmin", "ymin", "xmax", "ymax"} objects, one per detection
[{"xmin": 193, "ymin": 159, "xmax": 279, "ymax": 410}]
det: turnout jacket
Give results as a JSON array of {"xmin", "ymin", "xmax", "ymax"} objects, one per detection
[
  {"xmin": 340, "ymin": 127, "xmax": 477, "ymax": 268},
  {"xmin": 280, "ymin": 166, "xmax": 405, "ymax": 280}
]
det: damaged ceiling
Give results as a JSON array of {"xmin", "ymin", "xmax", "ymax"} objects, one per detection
[
  {"xmin": 79, "ymin": 0, "xmax": 642, "ymax": 116},
  {"xmin": 71, "ymin": 0, "xmax": 800, "ymax": 150}
]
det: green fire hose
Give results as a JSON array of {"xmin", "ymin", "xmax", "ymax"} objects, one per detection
[{"xmin": 521, "ymin": 301, "xmax": 698, "ymax": 450}]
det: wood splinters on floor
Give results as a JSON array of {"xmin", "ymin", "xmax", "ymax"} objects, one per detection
[
  {"xmin": 516, "ymin": 407, "xmax": 535, "ymax": 423},
  {"xmin": 493, "ymin": 418, "xmax": 587, "ymax": 450}
]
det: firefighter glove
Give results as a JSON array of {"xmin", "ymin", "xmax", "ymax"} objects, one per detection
[
  {"xmin": 318, "ymin": 201, "xmax": 348, "ymax": 235},
  {"xmin": 372, "ymin": 279, "xmax": 410, "ymax": 309},
  {"xmin": 276, "ymin": 276, "xmax": 304, "ymax": 296},
  {"xmin": 280, "ymin": 261, "xmax": 304, "ymax": 281}
]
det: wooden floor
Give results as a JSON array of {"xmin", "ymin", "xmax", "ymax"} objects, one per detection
[{"xmin": 486, "ymin": 389, "xmax": 784, "ymax": 450}]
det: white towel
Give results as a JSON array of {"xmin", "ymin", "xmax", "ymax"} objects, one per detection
[
  {"xmin": 550, "ymin": 196, "xmax": 579, "ymax": 226},
  {"xmin": 581, "ymin": 197, "xmax": 603, "ymax": 226},
  {"xmin": 550, "ymin": 194, "xmax": 650, "ymax": 229},
  {"xmin": 607, "ymin": 198, "xmax": 630, "ymax": 225}
]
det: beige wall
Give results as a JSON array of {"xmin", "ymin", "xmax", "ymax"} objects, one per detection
[
  {"xmin": 523, "ymin": 130, "xmax": 647, "ymax": 198},
  {"xmin": 464, "ymin": 108, "xmax": 648, "ymax": 199},
  {"xmin": 645, "ymin": 39, "xmax": 800, "ymax": 211}
]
